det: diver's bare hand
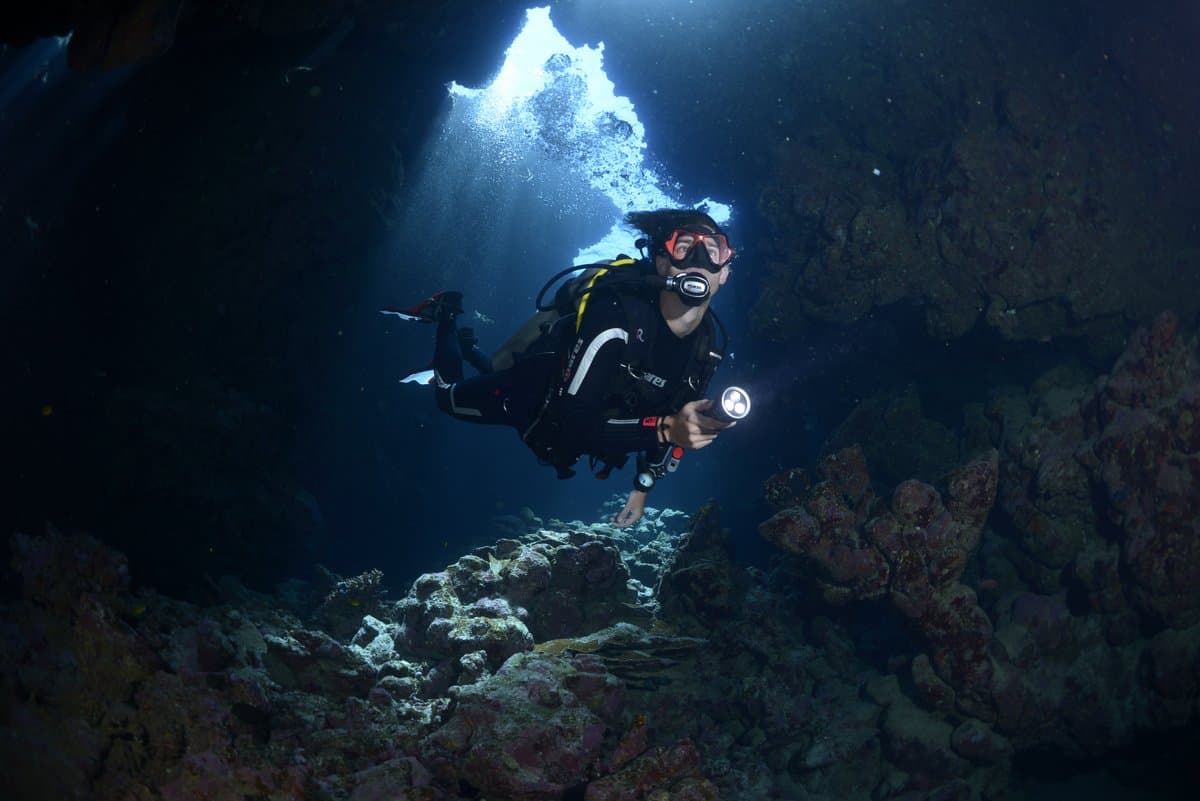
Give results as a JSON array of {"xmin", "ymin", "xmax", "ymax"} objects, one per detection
[
  {"xmin": 612, "ymin": 489, "xmax": 647, "ymax": 528},
  {"xmin": 663, "ymin": 399, "xmax": 734, "ymax": 450}
]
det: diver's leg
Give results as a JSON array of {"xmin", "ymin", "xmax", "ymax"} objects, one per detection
[
  {"xmin": 457, "ymin": 327, "xmax": 494, "ymax": 375},
  {"xmin": 433, "ymin": 315, "xmax": 465, "ymax": 385},
  {"xmin": 434, "ymin": 369, "xmax": 514, "ymax": 424}
]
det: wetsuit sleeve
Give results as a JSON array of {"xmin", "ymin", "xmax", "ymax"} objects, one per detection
[{"xmin": 555, "ymin": 290, "xmax": 662, "ymax": 456}]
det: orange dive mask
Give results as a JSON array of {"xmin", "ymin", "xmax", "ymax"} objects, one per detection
[{"xmin": 663, "ymin": 226, "xmax": 734, "ymax": 270}]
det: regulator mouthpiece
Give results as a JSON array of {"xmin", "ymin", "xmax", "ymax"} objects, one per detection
[
  {"xmin": 712, "ymin": 386, "xmax": 751, "ymax": 423},
  {"xmin": 659, "ymin": 271, "xmax": 711, "ymax": 306}
]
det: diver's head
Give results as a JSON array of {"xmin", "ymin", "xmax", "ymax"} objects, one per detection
[
  {"xmin": 626, "ymin": 209, "xmax": 734, "ymax": 270},
  {"xmin": 625, "ymin": 208, "xmax": 734, "ymax": 304}
]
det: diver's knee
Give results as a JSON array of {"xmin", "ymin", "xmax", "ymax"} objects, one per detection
[{"xmin": 435, "ymin": 385, "xmax": 454, "ymax": 415}]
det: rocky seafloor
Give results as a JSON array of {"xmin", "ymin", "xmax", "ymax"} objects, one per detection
[{"xmin": 3, "ymin": 315, "xmax": 1198, "ymax": 801}]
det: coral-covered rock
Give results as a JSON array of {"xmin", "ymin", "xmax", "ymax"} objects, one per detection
[
  {"xmin": 315, "ymin": 566, "xmax": 389, "ymax": 641},
  {"xmin": 398, "ymin": 529, "xmax": 652, "ymax": 670},
  {"xmin": 657, "ymin": 502, "xmax": 746, "ymax": 632},
  {"xmin": 910, "ymin": 653, "xmax": 956, "ymax": 716},
  {"xmin": 585, "ymin": 740, "xmax": 711, "ymax": 801},
  {"xmin": 1146, "ymin": 627, "xmax": 1200, "ymax": 703},
  {"xmin": 0, "ymin": 530, "xmax": 455, "ymax": 801},
  {"xmin": 998, "ymin": 313, "xmax": 1200, "ymax": 629},
  {"xmin": 343, "ymin": 757, "xmax": 437, "ymax": 801},
  {"xmin": 763, "ymin": 466, "xmax": 810, "ymax": 512},
  {"xmin": 422, "ymin": 651, "xmax": 623, "ymax": 799},
  {"xmin": 759, "ymin": 446, "xmax": 891, "ymax": 605},
  {"xmin": 1084, "ymin": 313, "xmax": 1200, "ymax": 629},
  {"xmin": 397, "ymin": 567, "xmax": 533, "ymax": 666},
  {"xmin": 881, "ymin": 694, "xmax": 969, "ymax": 784},
  {"xmin": 761, "ymin": 447, "xmax": 1000, "ymax": 715},
  {"xmin": 950, "ymin": 719, "xmax": 1010, "ymax": 765},
  {"xmin": 532, "ymin": 623, "xmax": 707, "ymax": 695},
  {"xmin": 263, "ymin": 626, "xmax": 377, "ymax": 695}
]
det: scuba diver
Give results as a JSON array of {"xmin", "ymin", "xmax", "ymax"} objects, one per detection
[{"xmin": 383, "ymin": 208, "xmax": 737, "ymax": 528}]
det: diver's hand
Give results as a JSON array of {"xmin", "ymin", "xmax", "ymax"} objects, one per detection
[
  {"xmin": 612, "ymin": 489, "xmax": 648, "ymax": 528},
  {"xmin": 663, "ymin": 399, "xmax": 734, "ymax": 450}
]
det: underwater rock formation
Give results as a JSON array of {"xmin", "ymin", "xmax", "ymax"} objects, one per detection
[
  {"xmin": 0, "ymin": 0, "xmax": 414, "ymax": 70},
  {"xmin": 656, "ymin": 502, "xmax": 748, "ymax": 634},
  {"xmin": 492, "ymin": 499, "xmax": 697, "ymax": 608},
  {"xmin": 761, "ymin": 338, "xmax": 1200, "ymax": 792},
  {"xmin": 996, "ymin": 311, "xmax": 1200, "ymax": 630},
  {"xmin": 397, "ymin": 529, "xmax": 649, "ymax": 669},
  {"xmin": 315, "ymin": 565, "xmax": 388, "ymax": 641},
  {"xmin": 5, "ymin": 432, "xmax": 1198, "ymax": 801},
  {"xmin": 752, "ymin": 4, "xmax": 1199, "ymax": 348},
  {"xmin": 0, "ymin": 518, "xmax": 722, "ymax": 800},
  {"xmin": 422, "ymin": 650, "xmax": 624, "ymax": 798},
  {"xmin": 760, "ymin": 446, "xmax": 1000, "ymax": 718}
]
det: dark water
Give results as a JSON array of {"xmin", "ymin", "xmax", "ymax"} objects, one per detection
[{"xmin": 2, "ymin": 1, "xmax": 1198, "ymax": 796}]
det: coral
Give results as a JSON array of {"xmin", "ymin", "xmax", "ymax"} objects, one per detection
[
  {"xmin": 760, "ymin": 320, "xmax": 1200, "ymax": 791},
  {"xmin": 1, "ymin": 516, "xmax": 889, "ymax": 800},
  {"xmin": 316, "ymin": 566, "xmax": 388, "ymax": 640},
  {"xmin": 8, "ymin": 408, "xmax": 1200, "ymax": 801},
  {"xmin": 1082, "ymin": 313, "xmax": 1200, "ymax": 629},
  {"xmin": 759, "ymin": 446, "xmax": 892, "ymax": 605},
  {"xmin": 0, "ymin": 529, "xmax": 450, "ymax": 801},
  {"xmin": 533, "ymin": 623, "xmax": 707, "ymax": 691},
  {"xmin": 761, "ymin": 447, "xmax": 1000, "ymax": 718},
  {"xmin": 997, "ymin": 312, "xmax": 1200, "ymax": 629},
  {"xmin": 397, "ymin": 528, "xmax": 652, "ymax": 669},
  {"xmin": 422, "ymin": 650, "xmax": 623, "ymax": 799},
  {"xmin": 656, "ymin": 502, "xmax": 747, "ymax": 633},
  {"xmin": 585, "ymin": 740, "xmax": 714, "ymax": 801}
]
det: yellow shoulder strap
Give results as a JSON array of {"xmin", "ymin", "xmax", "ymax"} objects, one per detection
[{"xmin": 575, "ymin": 258, "xmax": 636, "ymax": 332}]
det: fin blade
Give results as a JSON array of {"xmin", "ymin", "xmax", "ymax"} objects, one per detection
[{"xmin": 400, "ymin": 369, "xmax": 436, "ymax": 386}]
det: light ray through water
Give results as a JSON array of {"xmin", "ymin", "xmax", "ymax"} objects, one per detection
[{"xmin": 395, "ymin": 5, "xmax": 731, "ymax": 292}]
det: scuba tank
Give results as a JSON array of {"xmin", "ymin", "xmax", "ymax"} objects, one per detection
[{"xmin": 491, "ymin": 257, "xmax": 715, "ymax": 371}]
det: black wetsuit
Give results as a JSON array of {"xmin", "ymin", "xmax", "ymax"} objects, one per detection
[{"xmin": 432, "ymin": 285, "xmax": 705, "ymax": 476}]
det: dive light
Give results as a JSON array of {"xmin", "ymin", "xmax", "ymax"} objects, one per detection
[{"xmin": 712, "ymin": 386, "xmax": 751, "ymax": 423}]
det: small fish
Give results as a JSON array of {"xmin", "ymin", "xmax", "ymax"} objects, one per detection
[
  {"xmin": 40, "ymin": 405, "xmax": 53, "ymax": 417},
  {"xmin": 24, "ymin": 216, "xmax": 39, "ymax": 239},
  {"xmin": 472, "ymin": 310, "xmax": 494, "ymax": 325},
  {"xmin": 350, "ymin": 599, "xmax": 361, "ymax": 607},
  {"xmin": 283, "ymin": 65, "xmax": 312, "ymax": 85}
]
